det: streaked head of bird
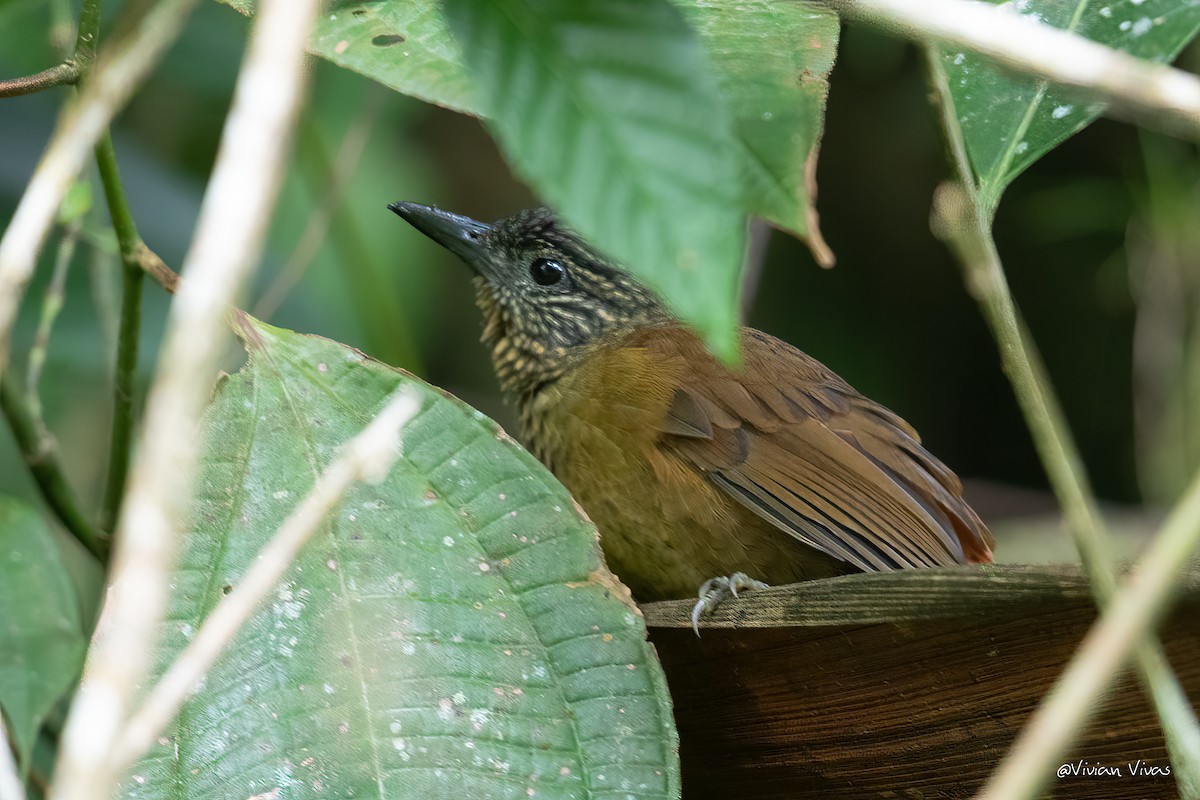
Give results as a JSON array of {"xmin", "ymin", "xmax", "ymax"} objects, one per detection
[{"xmin": 390, "ymin": 203, "xmax": 669, "ymax": 396}]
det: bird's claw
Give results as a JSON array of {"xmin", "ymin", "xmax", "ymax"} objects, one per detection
[{"xmin": 689, "ymin": 572, "xmax": 769, "ymax": 636}]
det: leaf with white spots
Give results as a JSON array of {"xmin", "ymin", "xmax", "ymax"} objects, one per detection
[
  {"xmin": 119, "ymin": 318, "xmax": 679, "ymax": 800},
  {"xmin": 220, "ymin": 0, "xmax": 477, "ymax": 113},
  {"xmin": 939, "ymin": 0, "xmax": 1200, "ymax": 207}
]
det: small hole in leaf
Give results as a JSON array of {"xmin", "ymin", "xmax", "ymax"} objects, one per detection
[
  {"xmin": 352, "ymin": 8, "xmax": 366, "ymax": 15},
  {"xmin": 221, "ymin": 584, "xmax": 233, "ymax": 595},
  {"xmin": 372, "ymin": 34, "xmax": 405, "ymax": 46}
]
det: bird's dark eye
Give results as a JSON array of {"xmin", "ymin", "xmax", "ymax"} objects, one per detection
[{"xmin": 530, "ymin": 257, "xmax": 566, "ymax": 286}]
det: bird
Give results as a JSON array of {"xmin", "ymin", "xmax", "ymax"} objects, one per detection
[{"xmin": 389, "ymin": 202, "xmax": 994, "ymax": 626}]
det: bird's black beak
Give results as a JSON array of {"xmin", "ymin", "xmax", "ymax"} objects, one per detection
[{"xmin": 388, "ymin": 202, "xmax": 492, "ymax": 272}]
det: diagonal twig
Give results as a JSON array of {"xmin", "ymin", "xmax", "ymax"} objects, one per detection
[
  {"xmin": 111, "ymin": 387, "xmax": 420, "ymax": 773},
  {"xmin": 26, "ymin": 219, "xmax": 80, "ymax": 418},
  {"xmin": 979, "ymin": 469, "xmax": 1200, "ymax": 799},
  {"xmin": 925, "ymin": 47, "xmax": 1200, "ymax": 799},
  {"xmin": 49, "ymin": 0, "xmax": 322, "ymax": 797},
  {"xmin": 823, "ymin": 0, "xmax": 1200, "ymax": 140}
]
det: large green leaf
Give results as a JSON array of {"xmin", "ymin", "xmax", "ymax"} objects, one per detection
[
  {"xmin": 0, "ymin": 498, "xmax": 87, "ymax": 769},
  {"xmin": 222, "ymin": 0, "xmax": 477, "ymax": 114},
  {"xmin": 443, "ymin": 0, "xmax": 745, "ymax": 358},
  {"xmin": 680, "ymin": 1, "xmax": 839, "ymax": 265},
  {"xmin": 121, "ymin": 318, "xmax": 679, "ymax": 800},
  {"xmin": 941, "ymin": 0, "xmax": 1200, "ymax": 208},
  {"xmin": 216, "ymin": 0, "xmax": 841, "ymax": 348}
]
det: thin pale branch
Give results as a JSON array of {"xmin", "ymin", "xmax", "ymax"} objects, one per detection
[
  {"xmin": 49, "ymin": 0, "xmax": 321, "ymax": 796},
  {"xmin": 0, "ymin": 62, "xmax": 78, "ymax": 98},
  {"xmin": 0, "ymin": 0, "xmax": 198, "ymax": 379},
  {"xmin": 979, "ymin": 469, "xmax": 1200, "ymax": 799},
  {"xmin": 936, "ymin": 178, "xmax": 1200, "ymax": 796},
  {"xmin": 26, "ymin": 219, "xmax": 80, "ymax": 410},
  {"xmin": 926, "ymin": 48, "xmax": 1200, "ymax": 798},
  {"xmin": 823, "ymin": 0, "xmax": 1200, "ymax": 140},
  {"xmin": 926, "ymin": 56, "xmax": 1120, "ymax": 587},
  {"xmin": 112, "ymin": 387, "xmax": 420, "ymax": 772}
]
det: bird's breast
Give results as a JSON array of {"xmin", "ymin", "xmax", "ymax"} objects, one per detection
[
  {"xmin": 517, "ymin": 345, "xmax": 679, "ymax": 484},
  {"xmin": 514, "ymin": 340, "xmax": 809, "ymax": 600}
]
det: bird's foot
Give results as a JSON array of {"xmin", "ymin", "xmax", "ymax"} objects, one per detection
[{"xmin": 690, "ymin": 572, "xmax": 770, "ymax": 636}]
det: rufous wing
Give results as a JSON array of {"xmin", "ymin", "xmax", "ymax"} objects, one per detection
[{"xmin": 649, "ymin": 327, "xmax": 994, "ymax": 572}]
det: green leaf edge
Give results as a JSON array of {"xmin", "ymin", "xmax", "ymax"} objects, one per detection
[
  {"xmin": 240, "ymin": 314, "xmax": 683, "ymax": 799},
  {"xmin": 0, "ymin": 497, "xmax": 87, "ymax": 772}
]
